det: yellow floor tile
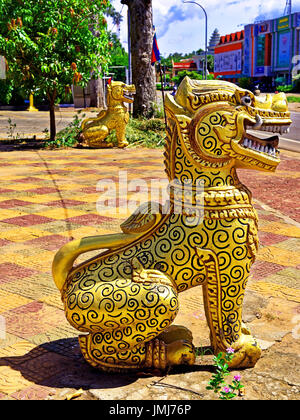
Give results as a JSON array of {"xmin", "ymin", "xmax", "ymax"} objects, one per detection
[
  {"xmin": 0, "ymin": 292, "xmax": 33, "ymax": 313},
  {"xmin": 79, "ymin": 194, "xmax": 102, "ymax": 203},
  {"xmin": 39, "ymin": 292, "xmax": 63, "ymax": 309},
  {"xmin": 0, "ymin": 366, "xmax": 33, "ymax": 394},
  {"xmin": 35, "ymin": 208, "xmax": 87, "ymax": 220},
  {"xmin": 0, "ymin": 209, "xmax": 28, "ymax": 220},
  {"xmin": 56, "ymin": 183, "xmax": 86, "ymax": 190},
  {"xmin": 1, "ymin": 227, "xmax": 52, "ymax": 242},
  {"xmin": 248, "ymin": 281, "xmax": 300, "ymax": 303},
  {"xmin": 13, "ymin": 251, "xmax": 55, "ymax": 272},
  {"xmin": 0, "ymin": 340, "xmax": 37, "ymax": 358},
  {"xmin": 260, "ymin": 221, "xmax": 300, "ymax": 238},
  {"xmin": 70, "ymin": 225, "xmax": 122, "ymax": 239},
  {"xmin": 17, "ymin": 194, "xmax": 60, "ymax": 204},
  {"xmin": 5, "ymin": 183, "xmax": 41, "ymax": 191},
  {"xmin": 257, "ymin": 245, "xmax": 300, "ymax": 267}
]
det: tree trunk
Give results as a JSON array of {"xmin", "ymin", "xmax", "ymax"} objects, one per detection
[
  {"xmin": 48, "ymin": 90, "xmax": 57, "ymax": 141},
  {"xmin": 121, "ymin": 0, "xmax": 156, "ymax": 118}
]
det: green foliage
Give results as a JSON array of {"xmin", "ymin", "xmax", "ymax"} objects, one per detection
[
  {"xmin": 0, "ymin": 0, "xmax": 111, "ymax": 97},
  {"xmin": 0, "ymin": 79, "xmax": 14, "ymax": 104},
  {"xmin": 172, "ymin": 70, "xmax": 215, "ymax": 86},
  {"xmin": 44, "ymin": 110, "xmax": 87, "ymax": 148},
  {"xmin": 45, "ymin": 114, "xmax": 166, "ymax": 149},
  {"xmin": 156, "ymin": 83, "xmax": 173, "ymax": 91},
  {"xmin": 276, "ymin": 84, "xmax": 293, "ymax": 93},
  {"xmin": 6, "ymin": 117, "xmax": 21, "ymax": 140},
  {"xmin": 106, "ymin": 117, "xmax": 166, "ymax": 148},
  {"xmin": 0, "ymin": 0, "xmax": 112, "ymax": 139},
  {"xmin": 108, "ymin": 32, "xmax": 128, "ymax": 82},
  {"xmin": 238, "ymin": 77, "xmax": 252, "ymax": 90},
  {"xmin": 206, "ymin": 350, "xmax": 244, "ymax": 400},
  {"xmin": 287, "ymin": 96, "xmax": 300, "ymax": 103}
]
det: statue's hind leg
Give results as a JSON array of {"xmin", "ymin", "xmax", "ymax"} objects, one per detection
[
  {"xmin": 65, "ymin": 259, "xmax": 195, "ymax": 372},
  {"xmin": 197, "ymin": 248, "xmax": 261, "ymax": 368},
  {"xmin": 115, "ymin": 124, "xmax": 128, "ymax": 148}
]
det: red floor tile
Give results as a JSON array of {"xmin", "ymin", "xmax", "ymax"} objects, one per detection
[{"xmin": 1, "ymin": 214, "xmax": 55, "ymax": 226}]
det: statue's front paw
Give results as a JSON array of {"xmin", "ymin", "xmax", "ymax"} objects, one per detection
[
  {"xmin": 166, "ymin": 340, "xmax": 196, "ymax": 367},
  {"xmin": 158, "ymin": 325, "xmax": 195, "ymax": 366},
  {"xmin": 227, "ymin": 333, "xmax": 262, "ymax": 368},
  {"xmin": 118, "ymin": 140, "xmax": 128, "ymax": 148}
]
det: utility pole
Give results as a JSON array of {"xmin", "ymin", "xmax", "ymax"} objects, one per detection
[
  {"xmin": 183, "ymin": 1, "xmax": 208, "ymax": 80},
  {"xmin": 127, "ymin": 9, "xmax": 132, "ymax": 85},
  {"xmin": 127, "ymin": 8, "xmax": 132, "ymax": 114}
]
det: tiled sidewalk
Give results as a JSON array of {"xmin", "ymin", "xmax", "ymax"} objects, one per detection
[{"xmin": 0, "ymin": 147, "xmax": 299, "ymax": 400}]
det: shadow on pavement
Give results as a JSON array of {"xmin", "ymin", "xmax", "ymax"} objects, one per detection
[
  {"xmin": 0, "ymin": 338, "xmax": 216, "ymax": 391},
  {"xmin": 0, "ymin": 140, "xmax": 46, "ymax": 152}
]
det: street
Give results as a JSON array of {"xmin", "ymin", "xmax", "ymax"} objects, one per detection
[
  {"xmin": 0, "ymin": 108, "xmax": 299, "ymax": 149},
  {"xmin": 289, "ymin": 112, "xmax": 300, "ymax": 141}
]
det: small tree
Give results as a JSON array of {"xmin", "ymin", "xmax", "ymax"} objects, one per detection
[{"xmin": 0, "ymin": 0, "xmax": 112, "ymax": 141}]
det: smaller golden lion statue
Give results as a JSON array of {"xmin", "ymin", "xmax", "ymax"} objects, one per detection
[{"xmin": 80, "ymin": 81, "xmax": 136, "ymax": 148}]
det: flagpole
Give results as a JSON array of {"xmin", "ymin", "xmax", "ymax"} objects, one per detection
[
  {"xmin": 158, "ymin": 62, "xmax": 168, "ymax": 129},
  {"xmin": 152, "ymin": 26, "xmax": 168, "ymax": 129}
]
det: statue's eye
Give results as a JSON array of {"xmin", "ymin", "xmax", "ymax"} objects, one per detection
[{"xmin": 241, "ymin": 96, "xmax": 252, "ymax": 106}]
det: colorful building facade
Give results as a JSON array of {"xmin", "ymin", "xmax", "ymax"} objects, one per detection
[
  {"xmin": 214, "ymin": 11, "xmax": 300, "ymax": 87},
  {"xmin": 214, "ymin": 30, "xmax": 244, "ymax": 83},
  {"xmin": 172, "ymin": 59, "xmax": 197, "ymax": 78}
]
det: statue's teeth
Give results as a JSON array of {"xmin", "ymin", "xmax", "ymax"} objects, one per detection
[
  {"xmin": 248, "ymin": 139, "xmax": 252, "ymax": 148},
  {"xmin": 244, "ymin": 138, "xmax": 249, "ymax": 147}
]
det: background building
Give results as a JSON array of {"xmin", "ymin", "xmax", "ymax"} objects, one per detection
[
  {"xmin": 213, "ymin": 11, "xmax": 300, "ymax": 89},
  {"xmin": 172, "ymin": 59, "xmax": 197, "ymax": 78},
  {"xmin": 243, "ymin": 12, "xmax": 300, "ymax": 88},
  {"xmin": 213, "ymin": 30, "xmax": 244, "ymax": 83}
]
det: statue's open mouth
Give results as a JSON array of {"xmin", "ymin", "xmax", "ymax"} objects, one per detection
[
  {"xmin": 123, "ymin": 90, "xmax": 136, "ymax": 101},
  {"xmin": 239, "ymin": 116, "xmax": 292, "ymax": 160}
]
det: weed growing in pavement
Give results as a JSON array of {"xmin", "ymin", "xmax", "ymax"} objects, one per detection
[
  {"xmin": 6, "ymin": 118, "xmax": 21, "ymax": 141},
  {"xmin": 206, "ymin": 348, "xmax": 244, "ymax": 400}
]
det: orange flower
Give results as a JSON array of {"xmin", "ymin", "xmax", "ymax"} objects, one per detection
[
  {"xmin": 73, "ymin": 71, "xmax": 82, "ymax": 84},
  {"xmin": 70, "ymin": 62, "xmax": 77, "ymax": 71}
]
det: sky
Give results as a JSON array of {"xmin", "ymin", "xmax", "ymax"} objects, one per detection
[{"xmin": 109, "ymin": 0, "xmax": 300, "ymax": 57}]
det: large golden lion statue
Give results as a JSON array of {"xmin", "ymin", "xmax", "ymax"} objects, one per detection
[
  {"xmin": 53, "ymin": 77, "xmax": 291, "ymax": 372},
  {"xmin": 80, "ymin": 81, "xmax": 136, "ymax": 148}
]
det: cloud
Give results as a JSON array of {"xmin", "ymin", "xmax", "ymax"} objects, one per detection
[
  {"xmin": 155, "ymin": 4, "xmax": 197, "ymax": 38},
  {"xmin": 111, "ymin": 0, "xmax": 300, "ymax": 55}
]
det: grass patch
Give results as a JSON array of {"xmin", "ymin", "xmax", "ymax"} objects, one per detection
[
  {"xmin": 45, "ymin": 112, "xmax": 167, "ymax": 149},
  {"xmin": 287, "ymin": 96, "xmax": 300, "ymax": 103},
  {"xmin": 106, "ymin": 117, "xmax": 166, "ymax": 148}
]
